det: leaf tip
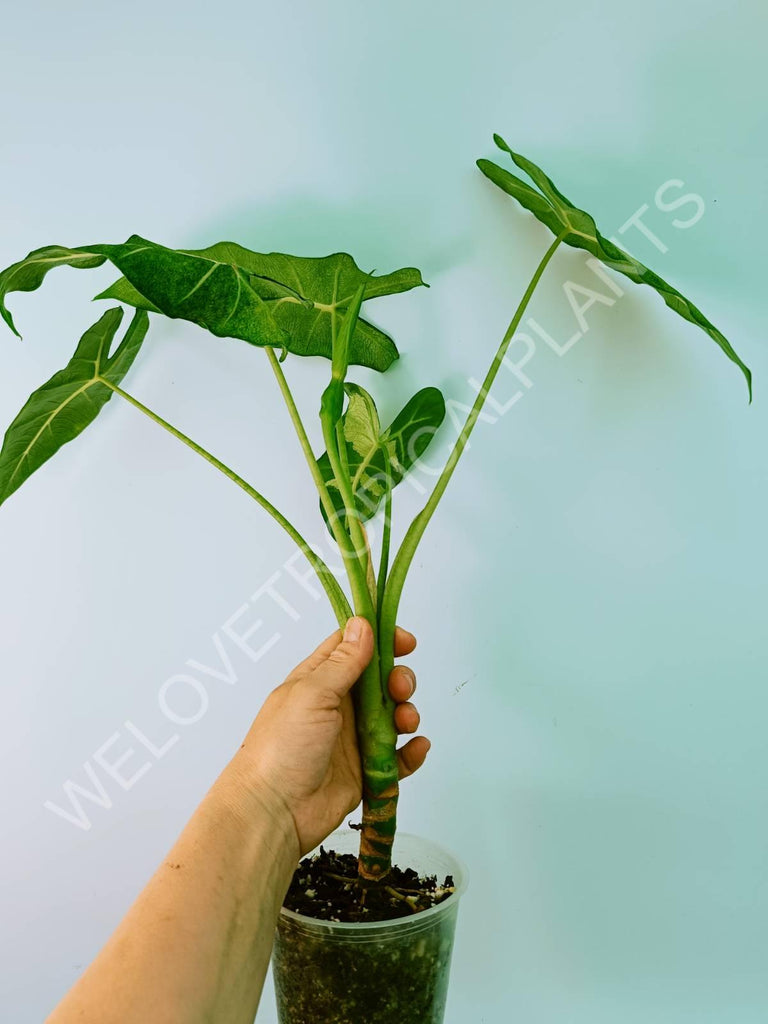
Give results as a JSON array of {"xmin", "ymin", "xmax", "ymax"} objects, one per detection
[
  {"xmin": 1, "ymin": 309, "xmax": 22, "ymax": 339},
  {"xmin": 476, "ymin": 158, "xmax": 497, "ymax": 180},
  {"xmin": 385, "ymin": 347, "xmax": 400, "ymax": 369},
  {"xmin": 409, "ymin": 267, "xmax": 429, "ymax": 290}
]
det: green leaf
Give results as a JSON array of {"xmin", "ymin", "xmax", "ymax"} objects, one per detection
[
  {"xmin": 95, "ymin": 275, "xmax": 161, "ymax": 314},
  {"xmin": 478, "ymin": 136, "xmax": 752, "ymax": 399},
  {"xmin": 344, "ymin": 382, "xmax": 381, "ymax": 457},
  {"xmin": 318, "ymin": 385, "xmax": 446, "ymax": 532},
  {"xmin": 97, "ymin": 241, "xmax": 425, "ymax": 371},
  {"xmin": 1, "ymin": 237, "xmax": 425, "ymax": 371},
  {"xmin": 0, "ymin": 307, "xmax": 148, "ymax": 507},
  {"xmin": 0, "ymin": 246, "xmax": 108, "ymax": 336},
  {"xmin": 90, "ymin": 236, "xmax": 288, "ymax": 350}
]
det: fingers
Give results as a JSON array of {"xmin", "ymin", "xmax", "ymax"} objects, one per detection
[
  {"xmin": 394, "ymin": 627, "xmax": 417, "ymax": 657},
  {"xmin": 396, "ymin": 736, "xmax": 431, "ymax": 780},
  {"xmin": 394, "ymin": 701, "xmax": 419, "ymax": 733},
  {"xmin": 388, "ymin": 665, "xmax": 416, "ymax": 702},
  {"xmin": 389, "ymin": 666, "xmax": 419, "ymax": 733},
  {"xmin": 295, "ymin": 624, "xmax": 415, "ymax": 678},
  {"xmin": 307, "ymin": 617, "xmax": 375, "ymax": 700}
]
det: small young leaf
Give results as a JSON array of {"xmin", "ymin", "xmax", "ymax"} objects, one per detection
[
  {"xmin": 343, "ymin": 382, "xmax": 381, "ymax": 457},
  {"xmin": 0, "ymin": 307, "xmax": 148, "ymax": 507},
  {"xmin": 478, "ymin": 137, "xmax": 752, "ymax": 399},
  {"xmin": 318, "ymin": 385, "xmax": 446, "ymax": 532}
]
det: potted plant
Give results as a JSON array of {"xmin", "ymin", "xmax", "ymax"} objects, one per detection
[{"xmin": 0, "ymin": 137, "xmax": 750, "ymax": 1024}]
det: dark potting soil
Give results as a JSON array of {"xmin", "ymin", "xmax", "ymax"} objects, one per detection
[
  {"xmin": 274, "ymin": 843, "xmax": 461, "ymax": 1023},
  {"xmin": 282, "ymin": 844, "xmax": 456, "ymax": 923}
]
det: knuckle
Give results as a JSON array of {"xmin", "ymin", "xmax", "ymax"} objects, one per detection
[{"xmin": 327, "ymin": 644, "xmax": 357, "ymax": 668}]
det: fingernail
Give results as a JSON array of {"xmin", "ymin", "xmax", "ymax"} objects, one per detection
[{"xmin": 344, "ymin": 617, "xmax": 363, "ymax": 643}]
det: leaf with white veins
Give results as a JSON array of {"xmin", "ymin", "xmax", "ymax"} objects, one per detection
[
  {"xmin": 97, "ymin": 241, "xmax": 425, "ymax": 370},
  {"xmin": 0, "ymin": 308, "xmax": 148, "ymax": 506},
  {"xmin": 1, "ymin": 236, "xmax": 425, "ymax": 371},
  {"xmin": 478, "ymin": 135, "xmax": 752, "ymax": 399},
  {"xmin": 318, "ymin": 384, "xmax": 446, "ymax": 532}
]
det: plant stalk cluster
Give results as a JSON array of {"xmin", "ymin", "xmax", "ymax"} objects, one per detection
[{"xmin": 105, "ymin": 235, "xmax": 565, "ymax": 882}]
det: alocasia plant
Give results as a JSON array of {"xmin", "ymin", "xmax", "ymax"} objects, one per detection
[{"xmin": 0, "ymin": 137, "xmax": 750, "ymax": 883}]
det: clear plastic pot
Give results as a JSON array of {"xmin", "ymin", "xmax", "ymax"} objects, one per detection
[{"xmin": 271, "ymin": 830, "xmax": 469, "ymax": 1024}]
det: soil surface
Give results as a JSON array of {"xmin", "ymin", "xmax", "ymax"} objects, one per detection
[{"xmin": 282, "ymin": 843, "xmax": 456, "ymax": 923}]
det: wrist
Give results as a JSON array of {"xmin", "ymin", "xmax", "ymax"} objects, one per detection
[{"xmin": 214, "ymin": 758, "xmax": 301, "ymax": 865}]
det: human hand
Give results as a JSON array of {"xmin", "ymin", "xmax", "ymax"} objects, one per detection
[{"xmin": 225, "ymin": 618, "xmax": 429, "ymax": 856}]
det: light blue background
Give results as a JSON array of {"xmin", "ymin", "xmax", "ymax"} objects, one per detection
[{"xmin": 1, "ymin": 2, "xmax": 766, "ymax": 1021}]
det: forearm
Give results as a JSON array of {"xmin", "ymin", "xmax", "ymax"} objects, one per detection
[{"xmin": 47, "ymin": 768, "xmax": 300, "ymax": 1024}]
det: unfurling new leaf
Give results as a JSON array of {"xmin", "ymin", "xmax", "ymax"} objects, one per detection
[
  {"xmin": 321, "ymin": 283, "xmax": 368, "ymax": 427},
  {"xmin": 0, "ymin": 308, "xmax": 148, "ymax": 506},
  {"xmin": 478, "ymin": 136, "xmax": 752, "ymax": 399},
  {"xmin": 0, "ymin": 236, "xmax": 426, "ymax": 371},
  {"xmin": 318, "ymin": 384, "xmax": 446, "ymax": 532}
]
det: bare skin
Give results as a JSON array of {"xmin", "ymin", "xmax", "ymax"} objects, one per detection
[{"xmin": 47, "ymin": 617, "xmax": 428, "ymax": 1024}]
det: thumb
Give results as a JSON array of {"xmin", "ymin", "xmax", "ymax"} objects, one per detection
[{"xmin": 309, "ymin": 616, "xmax": 374, "ymax": 700}]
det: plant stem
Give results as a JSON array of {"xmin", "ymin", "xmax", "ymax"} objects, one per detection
[
  {"xmin": 318, "ymin": 409, "xmax": 372, "ymax": 615},
  {"xmin": 357, "ymin": 236, "xmax": 565, "ymax": 879},
  {"xmin": 265, "ymin": 348, "xmax": 379, "ymax": 624},
  {"xmin": 319, "ymin": 301, "xmax": 405, "ymax": 881},
  {"xmin": 320, "ymin": 409, "xmax": 398, "ymax": 880},
  {"xmin": 359, "ymin": 522, "xmax": 378, "ymax": 607},
  {"xmin": 268, "ymin": 329, "xmax": 397, "ymax": 879},
  {"xmin": 264, "ymin": 349, "xmax": 344, "ymax": 539},
  {"xmin": 376, "ymin": 456, "xmax": 392, "ymax": 622},
  {"xmin": 334, "ymin": 419, "xmax": 374, "ymax": 592},
  {"xmin": 102, "ymin": 379, "xmax": 351, "ymax": 624},
  {"xmin": 353, "ymin": 651, "xmax": 399, "ymax": 882},
  {"xmin": 379, "ymin": 232, "xmax": 566, "ymax": 667},
  {"xmin": 358, "ymin": 461, "xmax": 398, "ymax": 879}
]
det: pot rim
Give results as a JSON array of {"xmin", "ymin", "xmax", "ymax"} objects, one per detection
[{"xmin": 278, "ymin": 829, "xmax": 469, "ymax": 931}]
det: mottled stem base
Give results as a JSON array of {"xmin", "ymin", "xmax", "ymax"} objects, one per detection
[{"xmin": 357, "ymin": 782, "xmax": 400, "ymax": 882}]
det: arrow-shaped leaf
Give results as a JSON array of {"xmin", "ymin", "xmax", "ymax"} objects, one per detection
[
  {"xmin": 89, "ymin": 236, "xmax": 288, "ymax": 350},
  {"xmin": 0, "ymin": 236, "xmax": 287, "ymax": 351},
  {"xmin": 1, "ymin": 237, "xmax": 425, "ymax": 371},
  {"xmin": 0, "ymin": 307, "xmax": 148, "ymax": 507},
  {"xmin": 478, "ymin": 135, "xmax": 752, "ymax": 399},
  {"xmin": 318, "ymin": 384, "xmax": 446, "ymax": 532},
  {"xmin": 97, "ymin": 241, "xmax": 425, "ymax": 371}
]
